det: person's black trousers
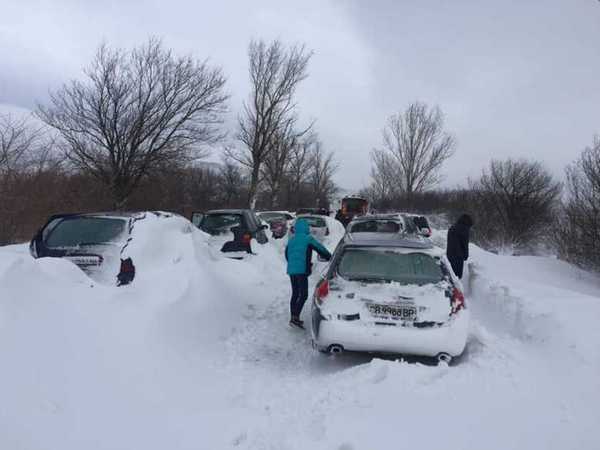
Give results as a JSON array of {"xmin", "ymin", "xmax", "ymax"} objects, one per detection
[
  {"xmin": 448, "ymin": 256, "xmax": 464, "ymax": 279},
  {"xmin": 289, "ymin": 274, "xmax": 309, "ymax": 318}
]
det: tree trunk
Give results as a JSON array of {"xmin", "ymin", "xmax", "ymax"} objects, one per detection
[{"xmin": 247, "ymin": 164, "xmax": 260, "ymax": 209}]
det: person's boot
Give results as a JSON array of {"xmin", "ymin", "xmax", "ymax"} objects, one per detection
[{"xmin": 289, "ymin": 315, "xmax": 304, "ymax": 329}]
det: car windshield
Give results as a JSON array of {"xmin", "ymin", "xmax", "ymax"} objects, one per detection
[
  {"xmin": 45, "ymin": 217, "xmax": 127, "ymax": 248},
  {"xmin": 349, "ymin": 220, "xmax": 401, "ymax": 233},
  {"xmin": 342, "ymin": 198, "xmax": 367, "ymax": 213},
  {"xmin": 337, "ymin": 248, "xmax": 443, "ymax": 285},
  {"xmin": 300, "ymin": 216, "xmax": 326, "ymax": 227},
  {"xmin": 259, "ymin": 212, "xmax": 286, "ymax": 222},
  {"xmin": 201, "ymin": 213, "xmax": 243, "ymax": 231}
]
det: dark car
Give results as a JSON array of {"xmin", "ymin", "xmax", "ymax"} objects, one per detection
[
  {"xmin": 257, "ymin": 211, "xmax": 293, "ymax": 239},
  {"xmin": 193, "ymin": 209, "xmax": 269, "ymax": 254},
  {"xmin": 29, "ymin": 212, "xmax": 146, "ymax": 285}
]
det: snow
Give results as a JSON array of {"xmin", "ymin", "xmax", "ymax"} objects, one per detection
[{"xmin": 0, "ymin": 215, "xmax": 599, "ymax": 449}]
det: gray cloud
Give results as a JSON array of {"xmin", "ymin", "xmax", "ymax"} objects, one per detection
[{"xmin": 1, "ymin": 0, "xmax": 599, "ymax": 190}]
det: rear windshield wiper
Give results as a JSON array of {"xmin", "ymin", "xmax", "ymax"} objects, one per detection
[{"xmin": 345, "ymin": 276, "xmax": 392, "ymax": 283}]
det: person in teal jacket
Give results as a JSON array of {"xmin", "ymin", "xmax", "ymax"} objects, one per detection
[{"xmin": 285, "ymin": 219, "xmax": 332, "ymax": 328}]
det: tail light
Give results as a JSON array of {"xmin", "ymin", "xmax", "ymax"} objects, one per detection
[
  {"xmin": 117, "ymin": 258, "xmax": 135, "ymax": 286},
  {"xmin": 242, "ymin": 233, "xmax": 252, "ymax": 244},
  {"xmin": 316, "ymin": 279, "xmax": 329, "ymax": 304},
  {"xmin": 450, "ymin": 287, "xmax": 465, "ymax": 314}
]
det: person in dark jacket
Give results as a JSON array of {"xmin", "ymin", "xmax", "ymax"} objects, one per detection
[
  {"xmin": 285, "ymin": 219, "xmax": 332, "ymax": 328},
  {"xmin": 446, "ymin": 214, "xmax": 474, "ymax": 279}
]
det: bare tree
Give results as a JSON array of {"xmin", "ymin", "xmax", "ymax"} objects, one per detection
[
  {"xmin": 376, "ymin": 102, "xmax": 455, "ymax": 204},
  {"xmin": 232, "ymin": 39, "xmax": 312, "ymax": 209},
  {"xmin": 307, "ymin": 141, "xmax": 339, "ymax": 208},
  {"xmin": 470, "ymin": 158, "xmax": 562, "ymax": 252},
  {"xmin": 218, "ymin": 156, "xmax": 245, "ymax": 207},
  {"xmin": 261, "ymin": 120, "xmax": 302, "ymax": 208},
  {"xmin": 368, "ymin": 149, "xmax": 399, "ymax": 206},
  {"xmin": 0, "ymin": 114, "xmax": 61, "ymax": 243},
  {"xmin": 285, "ymin": 134, "xmax": 315, "ymax": 208},
  {"xmin": 37, "ymin": 38, "xmax": 228, "ymax": 208},
  {"xmin": 0, "ymin": 114, "xmax": 52, "ymax": 173},
  {"xmin": 555, "ymin": 138, "xmax": 600, "ymax": 271}
]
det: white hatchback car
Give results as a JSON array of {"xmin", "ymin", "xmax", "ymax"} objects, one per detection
[
  {"xmin": 290, "ymin": 214, "xmax": 330, "ymax": 241},
  {"xmin": 310, "ymin": 232, "xmax": 469, "ymax": 363}
]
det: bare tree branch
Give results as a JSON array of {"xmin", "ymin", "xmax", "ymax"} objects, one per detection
[
  {"xmin": 372, "ymin": 102, "xmax": 456, "ymax": 206},
  {"xmin": 234, "ymin": 39, "xmax": 312, "ymax": 208},
  {"xmin": 36, "ymin": 37, "xmax": 228, "ymax": 208}
]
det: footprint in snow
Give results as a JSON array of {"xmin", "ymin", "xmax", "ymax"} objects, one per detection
[
  {"xmin": 232, "ymin": 431, "xmax": 247, "ymax": 446},
  {"xmin": 371, "ymin": 363, "xmax": 389, "ymax": 384}
]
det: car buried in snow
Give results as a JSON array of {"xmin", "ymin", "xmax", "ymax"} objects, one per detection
[
  {"xmin": 295, "ymin": 207, "xmax": 329, "ymax": 217},
  {"xmin": 193, "ymin": 209, "xmax": 269, "ymax": 257},
  {"xmin": 29, "ymin": 211, "xmax": 187, "ymax": 286},
  {"xmin": 346, "ymin": 213, "xmax": 405, "ymax": 235},
  {"xmin": 310, "ymin": 232, "xmax": 469, "ymax": 363},
  {"xmin": 289, "ymin": 214, "xmax": 330, "ymax": 242},
  {"xmin": 257, "ymin": 211, "xmax": 294, "ymax": 239},
  {"xmin": 401, "ymin": 213, "xmax": 433, "ymax": 237}
]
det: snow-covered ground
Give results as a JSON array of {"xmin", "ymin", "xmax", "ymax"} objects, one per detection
[{"xmin": 0, "ymin": 221, "xmax": 599, "ymax": 450}]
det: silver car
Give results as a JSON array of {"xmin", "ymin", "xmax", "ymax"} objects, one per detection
[{"xmin": 311, "ymin": 232, "xmax": 469, "ymax": 363}]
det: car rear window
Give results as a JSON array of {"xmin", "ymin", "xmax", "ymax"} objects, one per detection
[
  {"xmin": 259, "ymin": 212, "xmax": 286, "ymax": 222},
  {"xmin": 413, "ymin": 216, "xmax": 429, "ymax": 229},
  {"xmin": 300, "ymin": 216, "xmax": 326, "ymax": 227},
  {"xmin": 336, "ymin": 248, "xmax": 443, "ymax": 285},
  {"xmin": 45, "ymin": 217, "xmax": 127, "ymax": 248},
  {"xmin": 201, "ymin": 214, "xmax": 243, "ymax": 231},
  {"xmin": 349, "ymin": 220, "xmax": 401, "ymax": 233}
]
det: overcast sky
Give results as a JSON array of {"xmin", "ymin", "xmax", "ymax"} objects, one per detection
[{"xmin": 1, "ymin": 0, "xmax": 599, "ymax": 191}]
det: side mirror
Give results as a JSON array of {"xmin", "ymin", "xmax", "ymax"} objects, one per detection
[
  {"xmin": 29, "ymin": 239, "xmax": 37, "ymax": 258},
  {"xmin": 29, "ymin": 229, "xmax": 43, "ymax": 258}
]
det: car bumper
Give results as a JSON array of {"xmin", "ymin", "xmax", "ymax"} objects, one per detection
[{"xmin": 312, "ymin": 306, "xmax": 469, "ymax": 357}]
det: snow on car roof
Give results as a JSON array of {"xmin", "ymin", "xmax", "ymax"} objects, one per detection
[
  {"xmin": 205, "ymin": 209, "xmax": 250, "ymax": 215},
  {"xmin": 350, "ymin": 213, "xmax": 402, "ymax": 222},
  {"xmin": 344, "ymin": 232, "xmax": 435, "ymax": 250}
]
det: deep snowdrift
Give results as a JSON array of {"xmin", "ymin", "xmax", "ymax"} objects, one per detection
[{"xmin": 0, "ymin": 219, "xmax": 598, "ymax": 450}]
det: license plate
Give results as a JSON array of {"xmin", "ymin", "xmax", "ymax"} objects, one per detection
[
  {"xmin": 67, "ymin": 256, "xmax": 102, "ymax": 266},
  {"xmin": 367, "ymin": 303, "xmax": 417, "ymax": 321}
]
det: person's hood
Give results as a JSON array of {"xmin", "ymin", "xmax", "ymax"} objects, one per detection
[
  {"xmin": 295, "ymin": 219, "xmax": 310, "ymax": 235},
  {"xmin": 457, "ymin": 214, "xmax": 474, "ymax": 228}
]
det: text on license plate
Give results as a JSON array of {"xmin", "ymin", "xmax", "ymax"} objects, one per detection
[
  {"xmin": 367, "ymin": 303, "xmax": 416, "ymax": 321},
  {"xmin": 67, "ymin": 256, "xmax": 102, "ymax": 266}
]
